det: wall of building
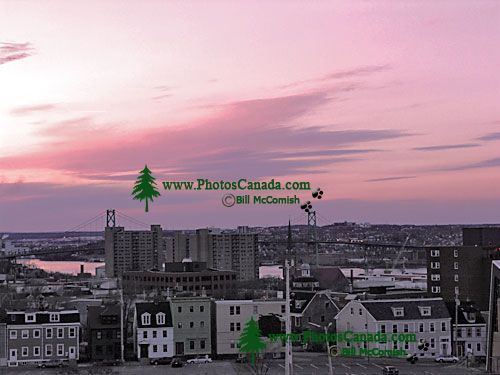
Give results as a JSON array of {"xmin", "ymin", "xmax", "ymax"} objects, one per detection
[{"xmin": 136, "ymin": 327, "xmax": 174, "ymax": 359}]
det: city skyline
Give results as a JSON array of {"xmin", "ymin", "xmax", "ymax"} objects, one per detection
[{"xmin": 1, "ymin": 1, "xmax": 500, "ymax": 231}]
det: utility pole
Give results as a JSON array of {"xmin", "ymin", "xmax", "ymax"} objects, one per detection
[
  {"xmin": 120, "ymin": 278, "xmax": 125, "ymax": 363},
  {"xmin": 307, "ymin": 211, "xmax": 318, "ymax": 267},
  {"xmin": 285, "ymin": 259, "xmax": 293, "ymax": 375},
  {"xmin": 309, "ymin": 322, "xmax": 333, "ymax": 375},
  {"xmin": 454, "ymin": 293, "xmax": 460, "ymax": 357}
]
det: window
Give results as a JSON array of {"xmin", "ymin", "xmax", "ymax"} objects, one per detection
[
  {"xmin": 200, "ymin": 340, "xmax": 206, "ymax": 349},
  {"xmin": 431, "ymin": 286, "xmax": 441, "ymax": 293},
  {"xmin": 153, "ymin": 330, "xmax": 157, "ymax": 338},
  {"xmin": 189, "ymin": 321, "xmax": 194, "ymax": 328},
  {"xmin": 57, "ymin": 344, "xmax": 64, "ymax": 356},
  {"xmin": 236, "ymin": 322, "xmax": 241, "ymax": 331},
  {"xmin": 457, "ymin": 328, "xmax": 462, "ymax": 338},
  {"xmin": 419, "ymin": 323, "xmax": 424, "ymax": 333},
  {"xmin": 141, "ymin": 313, "xmax": 151, "ymax": 326},
  {"xmin": 178, "ymin": 322, "xmax": 182, "ymax": 328},
  {"xmin": 45, "ymin": 344, "xmax": 53, "ymax": 356},
  {"xmin": 467, "ymin": 328, "xmax": 472, "ymax": 337},
  {"xmin": 455, "ymin": 287, "xmax": 460, "ymax": 295},
  {"xmin": 163, "ymin": 330, "xmax": 167, "ymax": 338},
  {"xmin": 236, "ymin": 306, "xmax": 240, "ymax": 315},
  {"xmin": 163, "ymin": 344, "xmax": 168, "ymax": 352},
  {"xmin": 178, "ymin": 306, "xmax": 182, "ymax": 313},
  {"xmin": 34, "ymin": 329, "xmax": 40, "ymax": 338},
  {"xmin": 350, "ymin": 307, "xmax": 354, "ymax": 315},
  {"xmin": 441, "ymin": 322, "xmax": 446, "ymax": 332},
  {"xmin": 10, "ymin": 330, "xmax": 17, "ymax": 339},
  {"xmin": 419, "ymin": 307, "xmax": 431, "ymax": 316},
  {"xmin": 21, "ymin": 347, "xmax": 28, "ymax": 357},
  {"xmin": 156, "ymin": 313, "xmax": 165, "ymax": 325},
  {"xmin": 230, "ymin": 323, "xmax": 235, "ymax": 331},
  {"xmin": 392, "ymin": 324, "xmax": 397, "ymax": 333},
  {"xmin": 380, "ymin": 324, "xmax": 386, "ymax": 333},
  {"xmin": 49, "ymin": 313, "xmax": 60, "ymax": 322},
  {"xmin": 431, "ymin": 274, "xmax": 440, "ymax": 281},
  {"xmin": 200, "ymin": 321, "xmax": 205, "ymax": 328},
  {"xmin": 455, "ymin": 274, "xmax": 459, "ymax": 282},
  {"xmin": 431, "ymin": 249, "xmax": 440, "ymax": 257},
  {"xmin": 25, "ymin": 313, "xmax": 35, "ymax": 322},
  {"xmin": 477, "ymin": 343, "xmax": 481, "ymax": 352},
  {"xmin": 403, "ymin": 324, "xmax": 409, "ymax": 333},
  {"xmin": 230, "ymin": 342, "xmax": 235, "ymax": 349},
  {"xmin": 69, "ymin": 327, "xmax": 76, "ymax": 338},
  {"xmin": 143, "ymin": 331, "xmax": 148, "ymax": 339},
  {"xmin": 281, "ymin": 305, "xmax": 285, "ymax": 314},
  {"xmin": 404, "ymin": 342, "xmax": 409, "ymax": 350},
  {"xmin": 190, "ymin": 306, "xmax": 194, "ymax": 312},
  {"xmin": 22, "ymin": 330, "xmax": 29, "ymax": 339},
  {"xmin": 200, "ymin": 305, "xmax": 205, "ymax": 313},
  {"xmin": 57, "ymin": 328, "xmax": 64, "ymax": 339},
  {"xmin": 321, "ymin": 315, "xmax": 325, "ymax": 322},
  {"xmin": 230, "ymin": 306, "xmax": 234, "ymax": 315},
  {"xmin": 431, "ymin": 262, "xmax": 440, "ymax": 269},
  {"xmin": 46, "ymin": 328, "xmax": 53, "ymax": 339},
  {"xmin": 476, "ymin": 328, "xmax": 482, "ymax": 337},
  {"xmin": 33, "ymin": 347, "xmax": 40, "ymax": 356},
  {"xmin": 430, "ymin": 338, "xmax": 435, "ymax": 349},
  {"xmin": 454, "ymin": 262, "xmax": 459, "ymax": 270},
  {"xmin": 190, "ymin": 341, "xmax": 195, "ymax": 350},
  {"xmin": 454, "ymin": 249, "xmax": 459, "ymax": 257},
  {"xmin": 392, "ymin": 307, "xmax": 404, "ymax": 317},
  {"xmin": 153, "ymin": 345, "xmax": 157, "ymax": 353},
  {"xmin": 430, "ymin": 323, "xmax": 435, "ymax": 332},
  {"xmin": 359, "ymin": 308, "xmax": 362, "ymax": 316}
]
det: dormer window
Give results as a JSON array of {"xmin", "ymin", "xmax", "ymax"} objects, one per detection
[
  {"xmin": 156, "ymin": 312, "xmax": 165, "ymax": 325},
  {"xmin": 419, "ymin": 306, "xmax": 431, "ymax": 317},
  {"xmin": 392, "ymin": 307, "xmax": 404, "ymax": 317},
  {"xmin": 49, "ymin": 313, "xmax": 60, "ymax": 322},
  {"xmin": 141, "ymin": 312, "xmax": 151, "ymax": 326},
  {"xmin": 26, "ymin": 313, "xmax": 36, "ymax": 322}
]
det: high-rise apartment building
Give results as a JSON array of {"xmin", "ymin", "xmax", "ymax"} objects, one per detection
[
  {"xmin": 165, "ymin": 226, "xmax": 258, "ymax": 281},
  {"xmin": 427, "ymin": 227, "xmax": 500, "ymax": 311},
  {"xmin": 105, "ymin": 225, "xmax": 165, "ymax": 277}
]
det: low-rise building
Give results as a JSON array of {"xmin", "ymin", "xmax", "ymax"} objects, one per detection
[
  {"xmin": 212, "ymin": 299, "xmax": 286, "ymax": 358},
  {"xmin": 170, "ymin": 296, "xmax": 212, "ymax": 357},
  {"xmin": 6, "ymin": 309, "xmax": 80, "ymax": 366},
  {"xmin": 87, "ymin": 304, "xmax": 121, "ymax": 362},
  {"xmin": 291, "ymin": 291, "xmax": 342, "ymax": 333},
  {"xmin": 134, "ymin": 302, "xmax": 174, "ymax": 361},
  {"xmin": 0, "ymin": 309, "xmax": 7, "ymax": 366},
  {"xmin": 335, "ymin": 298, "xmax": 452, "ymax": 359}
]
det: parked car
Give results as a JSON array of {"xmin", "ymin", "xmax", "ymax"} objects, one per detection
[
  {"xmin": 435, "ymin": 355, "xmax": 459, "ymax": 363},
  {"xmin": 171, "ymin": 358, "xmax": 184, "ymax": 368},
  {"xmin": 235, "ymin": 356, "xmax": 248, "ymax": 363},
  {"xmin": 99, "ymin": 359, "xmax": 121, "ymax": 366},
  {"xmin": 187, "ymin": 355, "xmax": 213, "ymax": 364},
  {"xmin": 150, "ymin": 357, "xmax": 172, "ymax": 365},
  {"xmin": 38, "ymin": 360, "xmax": 66, "ymax": 368},
  {"xmin": 382, "ymin": 366, "xmax": 399, "ymax": 375}
]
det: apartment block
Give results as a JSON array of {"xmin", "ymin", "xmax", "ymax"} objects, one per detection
[
  {"xmin": 105, "ymin": 225, "xmax": 165, "ymax": 277},
  {"xmin": 427, "ymin": 227, "xmax": 500, "ymax": 311},
  {"xmin": 6, "ymin": 309, "xmax": 80, "ymax": 366}
]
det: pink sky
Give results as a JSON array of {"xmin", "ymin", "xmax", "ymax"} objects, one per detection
[{"xmin": 1, "ymin": 1, "xmax": 499, "ymax": 231}]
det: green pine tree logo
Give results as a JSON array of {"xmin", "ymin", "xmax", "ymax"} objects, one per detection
[
  {"xmin": 132, "ymin": 165, "xmax": 161, "ymax": 212},
  {"xmin": 239, "ymin": 317, "xmax": 267, "ymax": 367}
]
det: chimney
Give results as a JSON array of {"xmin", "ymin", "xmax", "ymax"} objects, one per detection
[{"xmin": 80, "ymin": 264, "xmax": 84, "ymax": 274}]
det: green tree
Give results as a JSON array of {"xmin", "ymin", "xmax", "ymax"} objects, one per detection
[
  {"xmin": 132, "ymin": 165, "xmax": 161, "ymax": 212},
  {"xmin": 239, "ymin": 317, "xmax": 267, "ymax": 366}
]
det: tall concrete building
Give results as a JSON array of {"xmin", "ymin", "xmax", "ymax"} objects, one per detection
[
  {"xmin": 105, "ymin": 225, "xmax": 165, "ymax": 277},
  {"xmin": 165, "ymin": 226, "xmax": 258, "ymax": 281},
  {"xmin": 427, "ymin": 227, "xmax": 500, "ymax": 311}
]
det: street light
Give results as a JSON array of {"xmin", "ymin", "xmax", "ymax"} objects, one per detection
[{"xmin": 309, "ymin": 322, "xmax": 333, "ymax": 375}]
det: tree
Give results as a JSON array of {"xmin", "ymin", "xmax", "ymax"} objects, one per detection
[
  {"xmin": 132, "ymin": 165, "xmax": 161, "ymax": 212},
  {"xmin": 239, "ymin": 317, "xmax": 267, "ymax": 366}
]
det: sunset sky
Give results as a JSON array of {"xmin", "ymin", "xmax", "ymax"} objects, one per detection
[{"xmin": 1, "ymin": 1, "xmax": 499, "ymax": 232}]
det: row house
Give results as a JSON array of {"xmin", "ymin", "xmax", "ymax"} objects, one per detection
[
  {"xmin": 170, "ymin": 296, "xmax": 212, "ymax": 357},
  {"xmin": 87, "ymin": 304, "xmax": 121, "ymax": 362},
  {"xmin": 6, "ymin": 309, "xmax": 80, "ymax": 367},
  {"xmin": 134, "ymin": 302, "xmax": 174, "ymax": 361},
  {"xmin": 212, "ymin": 299, "xmax": 286, "ymax": 358},
  {"xmin": 335, "ymin": 298, "xmax": 452, "ymax": 358}
]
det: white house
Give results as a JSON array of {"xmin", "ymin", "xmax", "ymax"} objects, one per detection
[
  {"xmin": 335, "ymin": 297, "xmax": 452, "ymax": 358},
  {"xmin": 450, "ymin": 301, "xmax": 487, "ymax": 358},
  {"xmin": 134, "ymin": 302, "xmax": 174, "ymax": 360}
]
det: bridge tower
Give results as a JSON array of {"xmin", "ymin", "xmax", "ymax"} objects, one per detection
[{"xmin": 106, "ymin": 209, "xmax": 116, "ymax": 228}]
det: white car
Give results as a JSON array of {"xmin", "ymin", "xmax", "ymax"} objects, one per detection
[
  {"xmin": 187, "ymin": 355, "xmax": 212, "ymax": 364},
  {"xmin": 435, "ymin": 355, "xmax": 459, "ymax": 363}
]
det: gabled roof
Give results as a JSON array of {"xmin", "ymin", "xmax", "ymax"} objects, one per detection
[
  {"xmin": 7, "ymin": 309, "xmax": 80, "ymax": 325},
  {"xmin": 136, "ymin": 302, "xmax": 173, "ymax": 328},
  {"xmin": 358, "ymin": 298, "xmax": 451, "ymax": 321},
  {"xmin": 87, "ymin": 304, "xmax": 120, "ymax": 329},
  {"xmin": 445, "ymin": 301, "xmax": 486, "ymax": 325}
]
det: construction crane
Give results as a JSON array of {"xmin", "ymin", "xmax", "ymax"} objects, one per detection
[{"xmin": 384, "ymin": 234, "xmax": 410, "ymax": 274}]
